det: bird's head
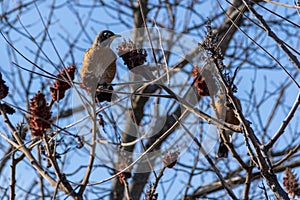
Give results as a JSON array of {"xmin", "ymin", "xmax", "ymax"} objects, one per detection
[{"xmin": 93, "ymin": 30, "xmax": 121, "ymax": 47}]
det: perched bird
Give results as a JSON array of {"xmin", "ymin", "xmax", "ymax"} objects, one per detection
[
  {"xmin": 80, "ymin": 30, "xmax": 121, "ymax": 102},
  {"xmin": 215, "ymin": 93, "xmax": 242, "ymax": 158}
]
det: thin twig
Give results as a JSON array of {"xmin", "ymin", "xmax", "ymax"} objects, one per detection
[
  {"xmin": 243, "ymin": 167, "xmax": 253, "ymax": 200},
  {"xmin": 33, "ymin": 1, "xmax": 66, "ymax": 69},
  {"xmin": 122, "ymin": 177, "xmax": 132, "ymax": 200},
  {"xmin": 78, "ymin": 99, "xmax": 97, "ymax": 196},
  {"xmin": 148, "ymin": 166, "xmax": 166, "ymax": 199},
  {"xmin": 9, "ymin": 149, "xmax": 16, "ymax": 200},
  {"xmin": 177, "ymin": 114, "xmax": 238, "ymax": 200},
  {"xmin": 185, "ymin": 159, "xmax": 300, "ymax": 198},
  {"xmin": 274, "ymin": 142, "xmax": 300, "ymax": 167},
  {"xmin": 73, "ymin": 109, "xmax": 189, "ymax": 187},
  {"xmin": 154, "ymin": 21, "xmax": 170, "ymax": 85},
  {"xmin": 263, "ymin": 0, "xmax": 300, "ymax": 9},
  {"xmin": 265, "ymin": 90, "xmax": 300, "ymax": 150},
  {"xmin": 242, "ymin": 0, "xmax": 300, "ymax": 71},
  {"xmin": 137, "ymin": 0, "xmax": 158, "ymax": 66},
  {"xmin": 0, "ymin": 109, "xmax": 76, "ymax": 197}
]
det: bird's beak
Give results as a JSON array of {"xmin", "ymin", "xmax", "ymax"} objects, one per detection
[{"xmin": 112, "ymin": 34, "xmax": 121, "ymax": 38}]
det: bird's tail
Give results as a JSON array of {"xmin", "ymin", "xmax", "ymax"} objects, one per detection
[{"xmin": 217, "ymin": 130, "xmax": 232, "ymax": 158}]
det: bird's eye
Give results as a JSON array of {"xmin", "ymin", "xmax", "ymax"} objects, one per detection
[
  {"xmin": 97, "ymin": 30, "xmax": 115, "ymax": 45},
  {"xmin": 103, "ymin": 31, "xmax": 112, "ymax": 38}
]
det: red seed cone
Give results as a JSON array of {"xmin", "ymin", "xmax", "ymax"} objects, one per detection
[
  {"xmin": 50, "ymin": 65, "xmax": 76, "ymax": 102},
  {"xmin": 117, "ymin": 40, "xmax": 147, "ymax": 70},
  {"xmin": 283, "ymin": 168, "xmax": 300, "ymax": 197},
  {"xmin": 0, "ymin": 73, "xmax": 9, "ymax": 100},
  {"xmin": 0, "ymin": 103, "xmax": 15, "ymax": 115},
  {"xmin": 29, "ymin": 91, "xmax": 52, "ymax": 136},
  {"xmin": 192, "ymin": 67, "xmax": 210, "ymax": 97},
  {"xmin": 117, "ymin": 158, "xmax": 132, "ymax": 184}
]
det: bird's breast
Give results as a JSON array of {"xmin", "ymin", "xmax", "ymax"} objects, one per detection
[{"xmin": 81, "ymin": 46, "xmax": 117, "ymax": 84}]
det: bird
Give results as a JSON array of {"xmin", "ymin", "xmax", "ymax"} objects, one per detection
[
  {"xmin": 214, "ymin": 93, "xmax": 242, "ymax": 158},
  {"xmin": 80, "ymin": 30, "xmax": 121, "ymax": 102}
]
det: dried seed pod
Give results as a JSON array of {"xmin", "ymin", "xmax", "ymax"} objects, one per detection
[{"xmin": 163, "ymin": 151, "xmax": 180, "ymax": 168}]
